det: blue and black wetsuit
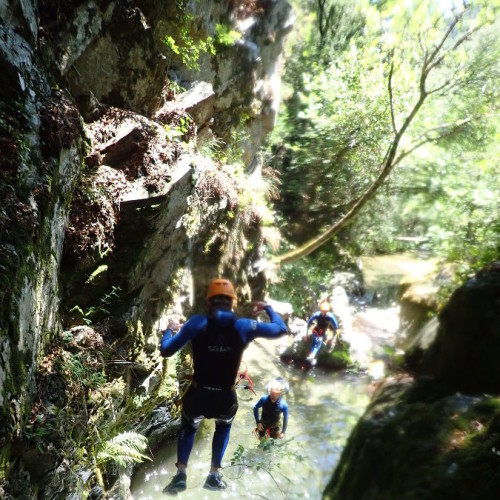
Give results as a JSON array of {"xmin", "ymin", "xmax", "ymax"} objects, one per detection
[
  {"xmin": 160, "ymin": 306, "xmax": 287, "ymax": 468},
  {"xmin": 253, "ymin": 395, "xmax": 289, "ymax": 438},
  {"xmin": 306, "ymin": 311, "xmax": 339, "ymax": 358}
]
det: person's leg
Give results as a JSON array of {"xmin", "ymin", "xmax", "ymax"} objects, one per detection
[
  {"xmin": 203, "ymin": 419, "xmax": 232, "ymax": 491},
  {"xmin": 163, "ymin": 416, "xmax": 202, "ymax": 495},
  {"xmin": 177, "ymin": 416, "xmax": 202, "ymax": 467},
  {"xmin": 164, "ymin": 388, "xmax": 203, "ymax": 495},
  {"xmin": 203, "ymin": 391, "xmax": 238, "ymax": 491},
  {"xmin": 202, "ymin": 420, "xmax": 231, "ymax": 491},
  {"xmin": 211, "ymin": 420, "xmax": 232, "ymax": 471},
  {"xmin": 309, "ymin": 335, "xmax": 323, "ymax": 358},
  {"xmin": 176, "ymin": 386, "xmax": 205, "ymax": 467}
]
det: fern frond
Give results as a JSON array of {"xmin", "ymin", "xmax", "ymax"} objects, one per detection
[{"xmin": 97, "ymin": 431, "xmax": 152, "ymax": 467}]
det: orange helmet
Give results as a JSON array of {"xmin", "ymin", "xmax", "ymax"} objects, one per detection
[
  {"xmin": 319, "ymin": 300, "xmax": 331, "ymax": 312},
  {"xmin": 207, "ymin": 278, "xmax": 236, "ymax": 300}
]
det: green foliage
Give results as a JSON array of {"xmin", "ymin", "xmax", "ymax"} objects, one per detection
[
  {"xmin": 85, "ymin": 264, "xmax": 108, "ymax": 284},
  {"xmin": 227, "ymin": 438, "xmax": 305, "ymax": 495},
  {"xmin": 96, "ymin": 431, "xmax": 151, "ymax": 467},
  {"xmin": 131, "ymin": 393, "xmax": 150, "ymax": 409},
  {"xmin": 69, "ymin": 285, "xmax": 121, "ymax": 325},
  {"xmin": 267, "ymin": 1, "xmax": 392, "ymax": 243},
  {"xmin": 230, "ymin": 443, "xmax": 246, "ymax": 465},
  {"xmin": 165, "ymin": 116, "xmax": 192, "ymax": 143},
  {"xmin": 269, "ymin": 242, "xmax": 344, "ymax": 317},
  {"xmin": 24, "ymin": 416, "xmax": 55, "ymax": 441},
  {"xmin": 163, "ymin": 2, "xmax": 215, "ymax": 70},
  {"xmin": 163, "ymin": 33, "xmax": 215, "ymax": 71},
  {"xmin": 55, "ymin": 351, "xmax": 106, "ymax": 391},
  {"xmin": 167, "ymin": 79, "xmax": 186, "ymax": 95},
  {"xmin": 198, "ymin": 127, "xmax": 248, "ymax": 167},
  {"xmin": 62, "ymin": 330, "xmax": 74, "ymax": 343},
  {"xmin": 269, "ymin": 0, "xmax": 500, "ymax": 288},
  {"xmin": 215, "ymin": 23, "xmax": 241, "ymax": 47},
  {"xmin": 351, "ymin": 129, "xmax": 500, "ymax": 275}
]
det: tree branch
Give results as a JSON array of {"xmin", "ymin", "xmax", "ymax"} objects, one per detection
[
  {"xmin": 388, "ymin": 56, "xmax": 397, "ymax": 135},
  {"xmin": 271, "ymin": 3, "xmax": 487, "ymax": 267},
  {"xmin": 425, "ymin": 10, "xmax": 464, "ymax": 72},
  {"xmin": 428, "ymin": 22, "xmax": 483, "ymax": 73},
  {"xmin": 393, "ymin": 117, "xmax": 474, "ymax": 166}
]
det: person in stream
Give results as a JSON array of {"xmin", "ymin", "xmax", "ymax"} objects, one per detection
[
  {"xmin": 160, "ymin": 278, "xmax": 288, "ymax": 495},
  {"xmin": 305, "ymin": 300, "xmax": 339, "ymax": 362},
  {"xmin": 253, "ymin": 378, "xmax": 289, "ymax": 440}
]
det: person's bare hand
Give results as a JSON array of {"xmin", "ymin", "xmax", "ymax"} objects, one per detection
[
  {"xmin": 167, "ymin": 321, "xmax": 183, "ymax": 333},
  {"xmin": 252, "ymin": 301, "xmax": 267, "ymax": 315},
  {"xmin": 278, "ymin": 432, "xmax": 284, "ymax": 439},
  {"xmin": 257, "ymin": 423, "xmax": 264, "ymax": 432}
]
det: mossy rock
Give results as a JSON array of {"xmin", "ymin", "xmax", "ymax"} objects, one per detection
[{"xmin": 324, "ymin": 378, "xmax": 500, "ymax": 500}]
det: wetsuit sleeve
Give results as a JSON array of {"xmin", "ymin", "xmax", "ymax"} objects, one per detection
[
  {"xmin": 307, "ymin": 312, "xmax": 319, "ymax": 329},
  {"xmin": 280, "ymin": 401, "xmax": 289, "ymax": 434},
  {"xmin": 327, "ymin": 312, "xmax": 339, "ymax": 329},
  {"xmin": 253, "ymin": 396, "xmax": 266, "ymax": 423},
  {"xmin": 160, "ymin": 315, "xmax": 206, "ymax": 357},
  {"xmin": 236, "ymin": 306, "xmax": 287, "ymax": 343}
]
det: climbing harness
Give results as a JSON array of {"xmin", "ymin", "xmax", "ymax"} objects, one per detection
[
  {"xmin": 254, "ymin": 424, "xmax": 282, "ymax": 441},
  {"xmin": 313, "ymin": 328, "xmax": 325, "ymax": 338},
  {"xmin": 254, "ymin": 426, "xmax": 272, "ymax": 439},
  {"xmin": 173, "ymin": 361, "xmax": 255, "ymax": 407}
]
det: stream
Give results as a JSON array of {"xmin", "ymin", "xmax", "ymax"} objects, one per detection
[
  {"xmin": 131, "ymin": 254, "xmax": 429, "ymax": 499},
  {"xmin": 131, "ymin": 341, "xmax": 371, "ymax": 499}
]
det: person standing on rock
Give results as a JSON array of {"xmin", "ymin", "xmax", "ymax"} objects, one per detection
[
  {"xmin": 305, "ymin": 300, "xmax": 339, "ymax": 362},
  {"xmin": 160, "ymin": 278, "xmax": 288, "ymax": 495}
]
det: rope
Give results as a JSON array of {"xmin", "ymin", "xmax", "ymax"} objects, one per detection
[{"xmin": 234, "ymin": 361, "xmax": 256, "ymax": 395}]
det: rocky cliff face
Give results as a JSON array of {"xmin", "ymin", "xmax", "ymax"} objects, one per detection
[{"xmin": 0, "ymin": 0, "xmax": 293, "ymax": 497}]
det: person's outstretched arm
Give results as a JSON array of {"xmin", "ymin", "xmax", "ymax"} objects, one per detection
[
  {"xmin": 160, "ymin": 315, "xmax": 206, "ymax": 357},
  {"xmin": 237, "ymin": 302, "xmax": 287, "ymax": 343}
]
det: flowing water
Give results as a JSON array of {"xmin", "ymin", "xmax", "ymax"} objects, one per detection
[{"xmin": 131, "ymin": 254, "xmax": 430, "ymax": 499}]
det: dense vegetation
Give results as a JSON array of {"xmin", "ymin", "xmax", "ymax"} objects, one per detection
[{"xmin": 266, "ymin": 0, "xmax": 499, "ymax": 312}]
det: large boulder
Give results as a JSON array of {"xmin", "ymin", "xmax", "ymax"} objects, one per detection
[
  {"xmin": 398, "ymin": 280, "xmax": 439, "ymax": 346},
  {"xmin": 412, "ymin": 262, "xmax": 500, "ymax": 394},
  {"xmin": 324, "ymin": 377, "xmax": 500, "ymax": 500},
  {"xmin": 324, "ymin": 262, "xmax": 500, "ymax": 499}
]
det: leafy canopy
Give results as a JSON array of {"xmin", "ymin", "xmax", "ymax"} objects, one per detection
[{"xmin": 267, "ymin": 0, "xmax": 499, "ymax": 287}]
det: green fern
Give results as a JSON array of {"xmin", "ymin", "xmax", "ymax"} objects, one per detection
[{"xmin": 97, "ymin": 431, "xmax": 151, "ymax": 467}]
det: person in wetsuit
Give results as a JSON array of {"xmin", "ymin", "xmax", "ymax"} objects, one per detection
[
  {"xmin": 160, "ymin": 278, "xmax": 287, "ymax": 495},
  {"xmin": 253, "ymin": 379, "xmax": 289, "ymax": 439},
  {"xmin": 305, "ymin": 300, "xmax": 339, "ymax": 361}
]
